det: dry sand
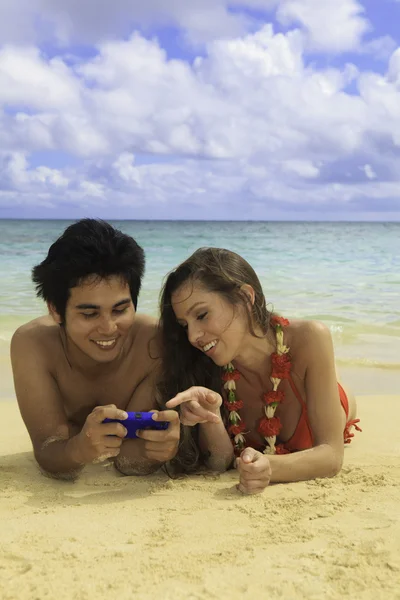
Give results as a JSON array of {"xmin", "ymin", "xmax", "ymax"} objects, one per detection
[{"xmin": 1, "ymin": 396, "xmax": 399, "ymax": 600}]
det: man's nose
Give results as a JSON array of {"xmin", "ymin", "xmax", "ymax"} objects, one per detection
[{"xmin": 97, "ymin": 314, "xmax": 118, "ymax": 335}]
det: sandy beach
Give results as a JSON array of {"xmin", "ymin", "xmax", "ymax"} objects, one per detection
[
  {"xmin": 1, "ymin": 219, "xmax": 399, "ymax": 599},
  {"xmin": 1, "ymin": 0, "xmax": 400, "ymax": 592},
  {"xmin": 1, "ymin": 393, "xmax": 399, "ymax": 600}
]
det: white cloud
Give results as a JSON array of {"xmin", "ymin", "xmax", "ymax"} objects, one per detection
[
  {"xmin": 0, "ymin": 0, "xmax": 371, "ymax": 53},
  {"xmin": 275, "ymin": 0, "xmax": 370, "ymax": 52},
  {"xmin": 362, "ymin": 164, "xmax": 377, "ymax": 179},
  {"xmin": 78, "ymin": 181, "xmax": 105, "ymax": 198},
  {"xmin": 0, "ymin": 4, "xmax": 400, "ymax": 219},
  {"xmin": 0, "ymin": 0, "xmax": 256, "ymax": 46},
  {"xmin": 0, "ymin": 46, "xmax": 81, "ymax": 110},
  {"xmin": 360, "ymin": 35, "xmax": 398, "ymax": 61},
  {"xmin": 387, "ymin": 48, "xmax": 400, "ymax": 84},
  {"xmin": 66, "ymin": 27, "xmax": 367, "ymax": 163},
  {"xmin": 0, "ymin": 151, "xmax": 69, "ymax": 191},
  {"xmin": 2, "ymin": 150, "xmax": 399, "ymax": 219},
  {"xmin": 283, "ymin": 159, "xmax": 320, "ymax": 178}
]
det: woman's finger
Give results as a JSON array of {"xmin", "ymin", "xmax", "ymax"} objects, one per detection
[
  {"xmin": 166, "ymin": 390, "xmax": 197, "ymax": 408},
  {"xmin": 179, "ymin": 401, "xmax": 218, "ymax": 423},
  {"xmin": 166, "ymin": 387, "xmax": 218, "ymax": 409},
  {"xmin": 237, "ymin": 483, "xmax": 265, "ymax": 495}
]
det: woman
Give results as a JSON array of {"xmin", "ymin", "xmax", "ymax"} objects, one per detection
[{"xmin": 159, "ymin": 247, "xmax": 361, "ymax": 494}]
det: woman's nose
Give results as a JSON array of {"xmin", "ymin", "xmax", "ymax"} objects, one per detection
[{"xmin": 188, "ymin": 322, "xmax": 203, "ymax": 346}]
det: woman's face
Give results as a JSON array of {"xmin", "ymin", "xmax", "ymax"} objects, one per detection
[{"xmin": 171, "ymin": 280, "xmax": 249, "ymax": 367}]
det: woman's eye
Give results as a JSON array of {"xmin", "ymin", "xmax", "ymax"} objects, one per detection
[
  {"xmin": 113, "ymin": 308, "xmax": 128, "ymax": 315},
  {"xmin": 82, "ymin": 313, "xmax": 97, "ymax": 319},
  {"xmin": 197, "ymin": 312, "xmax": 208, "ymax": 321}
]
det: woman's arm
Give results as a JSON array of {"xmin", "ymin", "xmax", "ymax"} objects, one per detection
[
  {"xmin": 237, "ymin": 322, "xmax": 346, "ymax": 492},
  {"xmin": 269, "ymin": 321, "xmax": 345, "ymax": 482},
  {"xmin": 166, "ymin": 386, "xmax": 234, "ymax": 471},
  {"xmin": 268, "ymin": 443, "xmax": 342, "ymax": 483},
  {"xmin": 198, "ymin": 420, "xmax": 234, "ymax": 472}
]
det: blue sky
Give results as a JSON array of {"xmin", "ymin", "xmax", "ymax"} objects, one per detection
[{"xmin": 1, "ymin": 0, "xmax": 400, "ymax": 220}]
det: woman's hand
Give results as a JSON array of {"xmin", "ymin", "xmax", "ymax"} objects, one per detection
[
  {"xmin": 236, "ymin": 447, "xmax": 272, "ymax": 494},
  {"xmin": 166, "ymin": 386, "xmax": 222, "ymax": 426}
]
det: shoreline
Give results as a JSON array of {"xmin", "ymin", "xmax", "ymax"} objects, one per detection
[{"xmin": 2, "ymin": 361, "xmax": 400, "ymax": 399}]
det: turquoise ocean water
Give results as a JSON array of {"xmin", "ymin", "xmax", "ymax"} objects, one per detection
[{"xmin": 0, "ymin": 220, "xmax": 399, "ymax": 385}]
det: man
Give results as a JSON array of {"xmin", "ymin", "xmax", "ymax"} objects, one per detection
[{"xmin": 11, "ymin": 219, "xmax": 180, "ymax": 479}]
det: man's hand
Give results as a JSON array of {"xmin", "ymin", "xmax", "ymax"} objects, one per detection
[
  {"xmin": 166, "ymin": 386, "xmax": 222, "ymax": 426},
  {"xmin": 74, "ymin": 404, "xmax": 128, "ymax": 464},
  {"xmin": 236, "ymin": 447, "xmax": 272, "ymax": 495},
  {"xmin": 136, "ymin": 410, "xmax": 180, "ymax": 462}
]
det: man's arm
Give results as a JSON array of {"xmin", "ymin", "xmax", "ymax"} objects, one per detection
[
  {"xmin": 11, "ymin": 329, "xmax": 127, "ymax": 479},
  {"xmin": 114, "ymin": 372, "xmax": 180, "ymax": 476}
]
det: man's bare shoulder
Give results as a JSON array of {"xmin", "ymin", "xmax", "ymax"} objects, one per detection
[
  {"xmin": 11, "ymin": 315, "xmax": 62, "ymax": 357},
  {"xmin": 127, "ymin": 314, "xmax": 161, "ymax": 370},
  {"xmin": 131, "ymin": 313, "xmax": 160, "ymax": 353},
  {"xmin": 132, "ymin": 312, "xmax": 158, "ymax": 332}
]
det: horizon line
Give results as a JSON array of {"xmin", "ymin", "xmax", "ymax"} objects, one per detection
[{"xmin": 0, "ymin": 218, "xmax": 399, "ymax": 223}]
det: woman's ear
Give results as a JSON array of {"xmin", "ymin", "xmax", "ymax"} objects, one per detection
[
  {"xmin": 47, "ymin": 303, "xmax": 62, "ymax": 325},
  {"xmin": 240, "ymin": 284, "xmax": 255, "ymax": 306}
]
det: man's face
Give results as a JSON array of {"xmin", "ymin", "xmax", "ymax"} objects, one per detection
[{"xmin": 60, "ymin": 275, "xmax": 136, "ymax": 364}]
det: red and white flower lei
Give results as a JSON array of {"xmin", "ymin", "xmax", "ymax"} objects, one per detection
[{"xmin": 222, "ymin": 315, "xmax": 291, "ymax": 456}]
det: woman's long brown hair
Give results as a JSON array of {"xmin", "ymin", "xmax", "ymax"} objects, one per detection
[{"xmin": 158, "ymin": 247, "xmax": 272, "ymax": 474}]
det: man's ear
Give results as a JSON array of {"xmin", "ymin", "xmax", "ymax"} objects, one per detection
[
  {"xmin": 240, "ymin": 284, "xmax": 255, "ymax": 306},
  {"xmin": 47, "ymin": 303, "xmax": 62, "ymax": 325}
]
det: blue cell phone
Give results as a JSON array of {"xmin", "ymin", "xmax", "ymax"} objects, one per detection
[{"xmin": 103, "ymin": 411, "xmax": 169, "ymax": 439}]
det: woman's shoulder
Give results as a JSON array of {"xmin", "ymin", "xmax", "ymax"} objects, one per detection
[
  {"xmin": 285, "ymin": 318, "xmax": 332, "ymax": 356},
  {"xmin": 287, "ymin": 318, "xmax": 330, "ymax": 336}
]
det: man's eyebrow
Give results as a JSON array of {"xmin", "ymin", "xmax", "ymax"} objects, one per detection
[
  {"xmin": 113, "ymin": 298, "xmax": 132, "ymax": 308},
  {"xmin": 75, "ymin": 303, "xmax": 99, "ymax": 310},
  {"xmin": 75, "ymin": 298, "xmax": 132, "ymax": 310}
]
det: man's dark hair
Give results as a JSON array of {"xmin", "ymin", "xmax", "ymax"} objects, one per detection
[{"xmin": 32, "ymin": 219, "xmax": 145, "ymax": 321}]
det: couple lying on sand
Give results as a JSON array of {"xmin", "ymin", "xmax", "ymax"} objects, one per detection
[{"xmin": 11, "ymin": 219, "xmax": 361, "ymax": 494}]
